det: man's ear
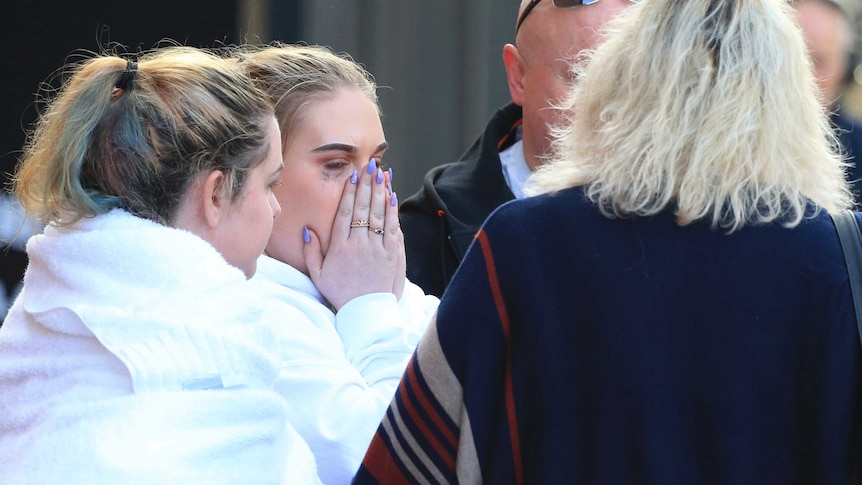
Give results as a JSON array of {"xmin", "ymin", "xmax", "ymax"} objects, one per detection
[
  {"xmin": 201, "ymin": 169, "xmax": 226, "ymax": 229},
  {"xmin": 503, "ymin": 43, "xmax": 527, "ymax": 107}
]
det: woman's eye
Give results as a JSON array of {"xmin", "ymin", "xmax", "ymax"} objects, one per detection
[
  {"xmin": 325, "ymin": 160, "xmax": 349, "ymax": 171},
  {"xmin": 269, "ymin": 180, "xmax": 284, "ymax": 189},
  {"xmin": 374, "ymin": 159, "xmax": 389, "ymax": 171}
]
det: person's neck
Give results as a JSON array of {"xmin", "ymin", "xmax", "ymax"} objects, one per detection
[{"xmin": 521, "ymin": 142, "xmax": 540, "ymax": 172}]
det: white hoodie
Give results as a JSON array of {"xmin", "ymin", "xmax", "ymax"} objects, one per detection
[{"xmin": 251, "ymin": 254, "xmax": 438, "ymax": 485}]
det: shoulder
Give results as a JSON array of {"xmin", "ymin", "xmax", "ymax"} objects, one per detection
[
  {"xmin": 400, "ymin": 163, "xmax": 455, "ymax": 216},
  {"xmin": 462, "ymin": 188, "xmax": 599, "ymax": 276},
  {"xmin": 482, "ymin": 187, "xmax": 595, "ymax": 234},
  {"xmin": 401, "ymin": 103, "xmax": 523, "ymax": 217},
  {"xmin": 250, "ymin": 255, "xmax": 327, "ymax": 311}
]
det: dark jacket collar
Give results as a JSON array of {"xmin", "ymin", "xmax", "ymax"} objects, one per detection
[{"xmin": 415, "ymin": 103, "xmax": 523, "ymax": 258}]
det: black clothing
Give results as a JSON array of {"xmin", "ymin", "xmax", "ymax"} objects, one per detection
[{"xmin": 400, "ymin": 103, "xmax": 523, "ymax": 297}]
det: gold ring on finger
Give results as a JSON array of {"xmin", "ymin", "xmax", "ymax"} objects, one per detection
[{"xmin": 350, "ymin": 219, "xmax": 370, "ymax": 228}]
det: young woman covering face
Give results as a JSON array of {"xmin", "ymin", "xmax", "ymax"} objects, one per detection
[
  {"xmin": 239, "ymin": 44, "xmax": 439, "ymax": 485},
  {"xmin": 266, "ymin": 87, "xmax": 387, "ymax": 279}
]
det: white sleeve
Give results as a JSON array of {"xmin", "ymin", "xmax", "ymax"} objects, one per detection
[
  {"xmin": 335, "ymin": 292, "xmax": 423, "ymax": 384},
  {"xmin": 397, "ymin": 279, "xmax": 440, "ymax": 335},
  {"xmin": 271, "ymin": 292, "xmax": 431, "ymax": 485}
]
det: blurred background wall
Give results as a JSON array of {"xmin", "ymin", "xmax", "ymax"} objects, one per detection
[
  {"xmin": 2, "ymin": 0, "xmax": 862, "ymax": 319},
  {"xmin": 257, "ymin": 1, "xmax": 516, "ymax": 197},
  {"xmin": 0, "ymin": 0, "xmax": 515, "ymax": 320}
]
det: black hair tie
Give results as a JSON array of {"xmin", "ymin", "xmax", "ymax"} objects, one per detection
[{"xmin": 115, "ymin": 59, "xmax": 138, "ymax": 91}]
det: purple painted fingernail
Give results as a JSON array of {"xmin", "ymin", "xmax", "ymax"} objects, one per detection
[
  {"xmin": 376, "ymin": 168, "xmax": 384, "ymax": 184},
  {"xmin": 367, "ymin": 158, "xmax": 376, "ymax": 174},
  {"xmin": 303, "ymin": 226, "xmax": 311, "ymax": 243},
  {"xmin": 350, "ymin": 170, "xmax": 358, "ymax": 184},
  {"xmin": 390, "ymin": 192, "xmax": 397, "ymax": 206},
  {"xmin": 388, "ymin": 167, "xmax": 393, "ymax": 182}
]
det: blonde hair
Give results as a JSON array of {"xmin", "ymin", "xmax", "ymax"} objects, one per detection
[
  {"xmin": 527, "ymin": 0, "xmax": 852, "ymax": 231},
  {"xmin": 15, "ymin": 46, "xmax": 273, "ymax": 227},
  {"xmin": 235, "ymin": 43, "xmax": 378, "ymax": 147}
]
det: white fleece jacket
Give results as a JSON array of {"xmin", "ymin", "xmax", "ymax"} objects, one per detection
[
  {"xmin": 251, "ymin": 255, "xmax": 439, "ymax": 485},
  {"xmin": 0, "ymin": 209, "xmax": 320, "ymax": 485}
]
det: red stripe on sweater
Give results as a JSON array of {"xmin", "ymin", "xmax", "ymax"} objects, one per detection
[
  {"xmin": 400, "ymin": 362, "xmax": 456, "ymax": 471},
  {"xmin": 477, "ymin": 229, "xmax": 523, "ymax": 485},
  {"xmin": 362, "ymin": 429, "xmax": 413, "ymax": 485}
]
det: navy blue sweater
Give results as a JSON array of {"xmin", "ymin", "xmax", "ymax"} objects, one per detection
[{"xmin": 358, "ymin": 187, "xmax": 862, "ymax": 484}]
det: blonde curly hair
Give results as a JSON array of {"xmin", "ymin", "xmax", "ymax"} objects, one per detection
[{"xmin": 526, "ymin": 0, "xmax": 853, "ymax": 231}]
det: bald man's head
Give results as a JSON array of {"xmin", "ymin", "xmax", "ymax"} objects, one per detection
[{"xmin": 503, "ymin": 0, "xmax": 636, "ymax": 169}]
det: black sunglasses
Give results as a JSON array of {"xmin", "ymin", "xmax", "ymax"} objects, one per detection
[{"xmin": 516, "ymin": 0, "xmax": 641, "ymax": 34}]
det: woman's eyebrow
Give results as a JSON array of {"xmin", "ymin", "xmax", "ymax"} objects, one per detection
[
  {"xmin": 311, "ymin": 142, "xmax": 389, "ymax": 154},
  {"xmin": 311, "ymin": 143, "xmax": 357, "ymax": 154}
]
